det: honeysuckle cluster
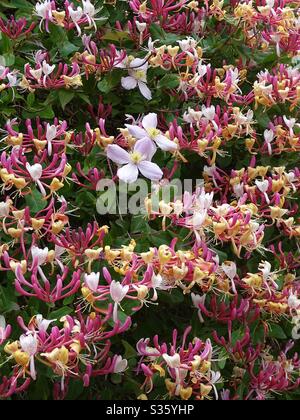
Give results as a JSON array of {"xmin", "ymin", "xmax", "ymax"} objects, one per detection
[
  {"xmin": 0, "ymin": 0, "xmax": 300, "ymax": 402},
  {"xmin": 136, "ymin": 327, "xmax": 221, "ymax": 400}
]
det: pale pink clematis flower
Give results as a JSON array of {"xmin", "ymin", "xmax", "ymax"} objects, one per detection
[
  {"xmin": 125, "ymin": 113, "xmax": 177, "ymax": 152},
  {"xmin": 118, "ymin": 57, "xmax": 152, "ymax": 100},
  {"xmin": 107, "ymin": 138, "xmax": 163, "ymax": 183}
]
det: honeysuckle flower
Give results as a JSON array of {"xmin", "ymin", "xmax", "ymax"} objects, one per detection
[
  {"xmin": 113, "ymin": 355, "xmax": 128, "ymax": 373},
  {"xmin": 221, "ymin": 261, "xmax": 237, "ymax": 294},
  {"xmin": 19, "ymin": 333, "xmax": 38, "ymax": 380},
  {"xmin": 163, "ymin": 353, "xmax": 181, "ymax": 368},
  {"xmin": 25, "ymin": 162, "xmax": 47, "ymax": 195},
  {"xmin": 191, "ymin": 293, "xmax": 206, "ymax": 323},
  {"xmin": 201, "ymin": 105, "xmax": 216, "ymax": 121},
  {"xmin": 31, "ymin": 246, "xmax": 49, "ymax": 266},
  {"xmin": 0, "ymin": 316, "xmax": 11, "ymax": 345},
  {"xmin": 7, "ymin": 73, "xmax": 19, "ymax": 87},
  {"xmin": 34, "ymin": 315, "xmax": 56, "ymax": 333},
  {"xmin": 46, "ymin": 124, "xmax": 57, "ymax": 156},
  {"xmin": 136, "ymin": 21, "xmax": 147, "ymax": 33},
  {"xmin": 264, "ymin": 129, "xmax": 274, "ymax": 155},
  {"xmin": 26, "ymin": 163, "xmax": 43, "ymax": 182},
  {"xmin": 119, "ymin": 57, "xmax": 152, "ymax": 100},
  {"xmin": 255, "ymin": 179, "xmax": 270, "ymax": 204},
  {"xmin": 288, "ymin": 292, "xmax": 300, "ymax": 310},
  {"xmin": 178, "ymin": 37, "xmax": 197, "ymax": 52},
  {"xmin": 107, "ymin": 139, "xmax": 163, "ymax": 183},
  {"xmin": 42, "ymin": 61, "xmax": 55, "ymax": 78},
  {"xmin": 110, "ymin": 280, "xmax": 129, "ymax": 322},
  {"xmin": 84, "ymin": 272, "xmax": 100, "ymax": 292},
  {"xmin": 35, "ymin": 0, "xmax": 53, "ymax": 30},
  {"xmin": 0, "ymin": 200, "xmax": 10, "ymax": 218},
  {"xmin": 82, "ymin": 0, "xmax": 98, "ymax": 29},
  {"xmin": 150, "ymin": 273, "xmax": 172, "ymax": 301},
  {"xmin": 126, "ymin": 113, "xmax": 178, "ymax": 152},
  {"xmin": 283, "ymin": 116, "xmax": 296, "ymax": 136},
  {"xmin": 68, "ymin": 6, "xmax": 84, "ymax": 35}
]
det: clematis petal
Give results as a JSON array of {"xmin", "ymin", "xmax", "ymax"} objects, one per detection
[
  {"xmin": 117, "ymin": 163, "xmax": 139, "ymax": 183},
  {"xmin": 142, "ymin": 113, "xmax": 157, "ymax": 130},
  {"xmin": 121, "ymin": 76, "xmax": 137, "ymax": 90},
  {"xmin": 130, "ymin": 58, "xmax": 148, "ymax": 70},
  {"xmin": 125, "ymin": 124, "xmax": 147, "ymax": 139},
  {"xmin": 138, "ymin": 81, "xmax": 152, "ymax": 100},
  {"xmin": 154, "ymin": 134, "xmax": 178, "ymax": 152},
  {"xmin": 138, "ymin": 161, "xmax": 163, "ymax": 181},
  {"xmin": 134, "ymin": 138, "xmax": 157, "ymax": 161},
  {"xmin": 107, "ymin": 145, "xmax": 130, "ymax": 165}
]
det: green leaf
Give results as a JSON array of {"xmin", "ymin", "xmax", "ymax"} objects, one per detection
[
  {"xmin": 48, "ymin": 306, "xmax": 73, "ymax": 320},
  {"xmin": 269, "ymin": 324, "xmax": 287, "ymax": 339},
  {"xmin": 58, "ymin": 89, "xmax": 75, "ymax": 110},
  {"xmin": 25, "ymin": 188, "xmax": 48, "ymax": 214},
  {"xmin": 122, "ymin": 340, "xmax": 137, "ymax": 359},
  {"xmin": 149, "ymin": 23, "xmax": 166, "ymax": 40},
  {"xmin": 158, "ymin": 74, "xmax": 179, "ymax": 89}
]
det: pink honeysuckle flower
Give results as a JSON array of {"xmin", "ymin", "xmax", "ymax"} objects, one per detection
[
  {"xmin": 125, "ymin": 113, "xmax": 178, "ymax": 152},
  {"xmin": 0, "ymin": 316, "xmax": 11, "ymax": 345},
  {"xmin": 112, "ymin": 355, "xmax": 128, "ymax": 373},
  {"xmin": 19, "ymin": 333, "xmax": 38, "ymax": 380},
  {"xmin": 110, "ymin": 280, "xmax": 129, "ymax": 322},
  {"xmin": 107, "ymin": 138, "xmax": 163, "ymax": 183},
  {"xmin": 84, "ymin": 272, "xmax": 100, "ymax": 292}
]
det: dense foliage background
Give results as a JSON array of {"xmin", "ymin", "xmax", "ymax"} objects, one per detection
[{"xmin": 0, "ymin": 0, "xmax": 300, "ymax": 400}]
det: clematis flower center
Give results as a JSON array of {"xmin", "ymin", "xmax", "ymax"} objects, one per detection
[
  {"xmin": 134, "ymin": 70, "xmax": 146, "ymax": 80},
  {"xmin": 146, "ymin": 128, "xmax": 160, "ymax": 138},
  {"xmin": 130, "ymin": 151, "xmax": 143, "ymax": 164}
]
